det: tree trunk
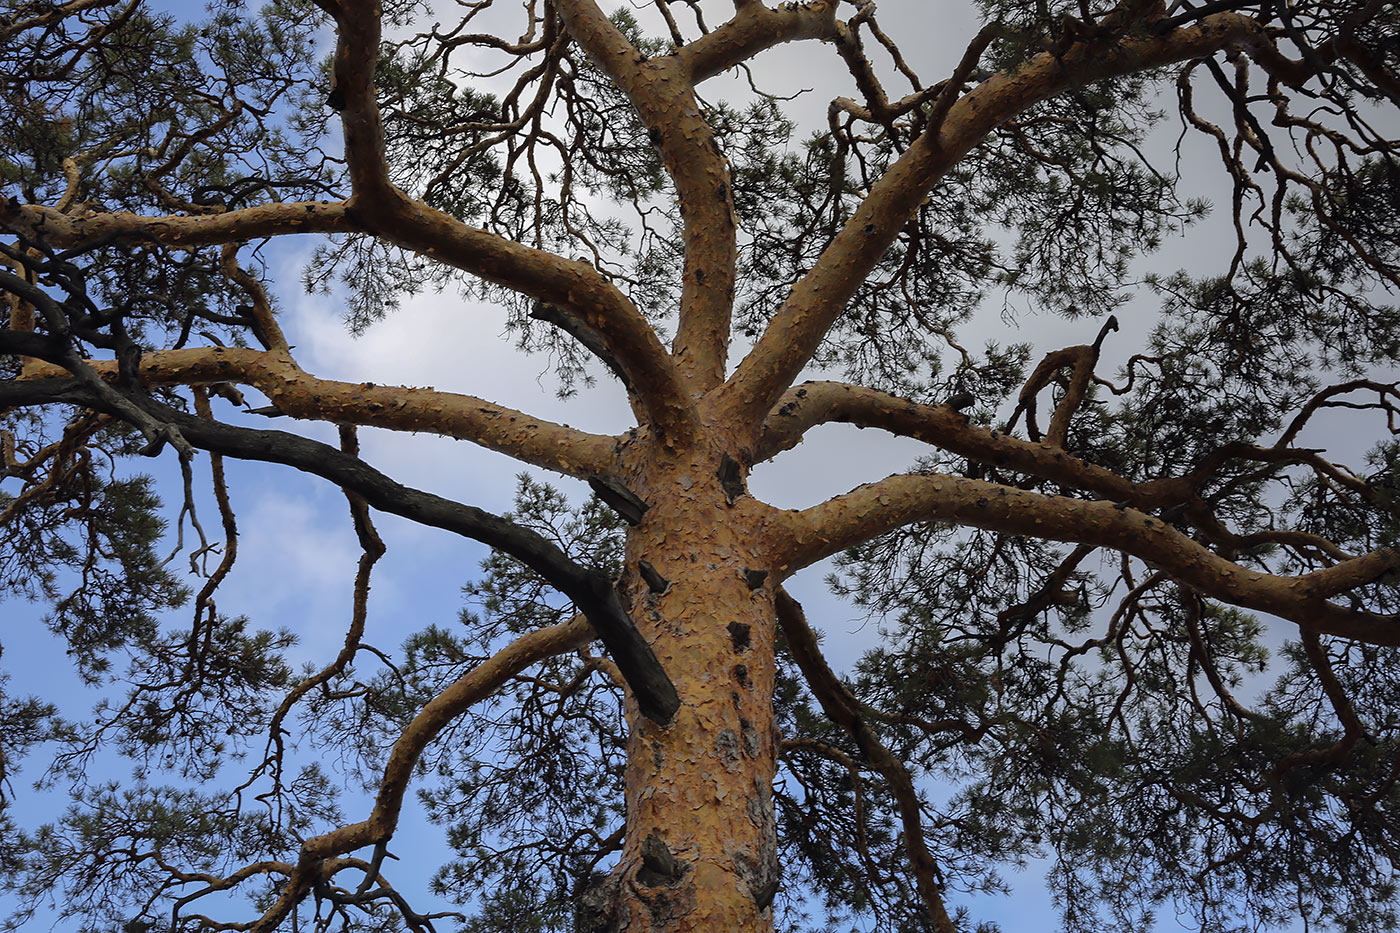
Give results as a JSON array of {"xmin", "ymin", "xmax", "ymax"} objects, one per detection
[{"xmin": 584, "ymin": 446, "xmax": 780, "ymax": 932}]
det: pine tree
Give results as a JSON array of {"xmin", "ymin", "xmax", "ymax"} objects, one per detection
[{"xmin": 2, "ymin": 0, "xmax": 1400, "ymax": 930}]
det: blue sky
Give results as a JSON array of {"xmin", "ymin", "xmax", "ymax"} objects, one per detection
[{"xmin": 8, "ymin": 0, "xmax": 1393, "ymax": 928}]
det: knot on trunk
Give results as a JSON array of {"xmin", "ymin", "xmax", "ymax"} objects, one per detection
[
  {"xmin": 735, "ymin": 850, "xmax": 781, "ymax": 911},
  {"xmin": 637, "ymin": 832, "xmax": 687, "ymax": 887},
  {"xmin": 717, "ymin": 452, "xmax": 746, "ymax": 504}
]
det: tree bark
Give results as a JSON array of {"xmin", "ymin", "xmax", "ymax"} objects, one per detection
[{"xmin": 592, "ymin": 444, "xmax": 781, "ymax": 932}]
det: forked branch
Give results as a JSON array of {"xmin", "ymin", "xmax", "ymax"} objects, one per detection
[
  {"xmin": 332, "ymin": 0, "xmax": 705, "ymax": 438},
  {"xmin": 555, "ymin": 0, "xmax": 739, "ymax": 390},
  {"xmin": 720, "ymin": 13, "xmax": 1267, "ymax": 434}
]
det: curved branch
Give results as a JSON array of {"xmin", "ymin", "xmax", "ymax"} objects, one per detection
[
  {"xmin": 250, "ymin": 615, "xmax": 595, "ymax": 932},
  {"xmin": 775, "ymin": 588, "xmax": 957, "ymax": 933},
  {"xmin": 325, "ymin": 0, "xmax": 702, "ymax": 438},
  {"xmin": 1181, "ymin": 592, "xmax": 1267, "ymax": 723},
  {"xmin": 1277, "ymin": 628, "xmax": 1369, "ymax": 772},
  {"xmin": 0, "ymin": 0, "xmax": 130, "ymax": 42},
  {"xmin": 366, "ymin": 218, "xmax": 695, "ymax": 440},
  {"xmin": 248, "ymin": 424, "xmax": 385, "ymax": 809},
  {"xmin": 1278, "ymin": 379, "xmax": 1400, "ymax": 448},
  {"xmin": 21, "ymin": 348, "xmax": 616, "ymax": 479},
  {"xmin": 220, "ymin": 246, "xmax": 288, "ymax": 352},
  {"xmin": 774, "ymin": 471, "xmax": 1400, "ymax": 645},
  {"xmin": 0, "ymin": 373, "xmax": 679, "ymax": 723},
  {"xmin": 1009, "ymin": 317, "xmax": 1117, "ymax": 448},
  {"xmin": 719, "ymin": 12, "xmax": 1266, "ymax": 435},
  {"xmin": 755, "ymin": 381, "xmax": 1379, "ymax": 545},
  {"xmin": 678, "ymin": 0, "xmax": 839, "ymax": 84},
  {"xmin": 0, "ymin": 195, "xmax": 682, "ymax": 436},
  {"xmin": 162, "ymin": 401, "xmax": 678, "ymax": 723},
  {"xmin": 554, "ymin": 0, "xmax": 738, "ymax": 391},
  {"xmin": 757, "ymin": 380, "xmax": 1163, "ymax": 503}
]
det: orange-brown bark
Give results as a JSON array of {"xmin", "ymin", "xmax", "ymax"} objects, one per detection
[
  {"xmin": 719, "ymin": 12, "xmax": 1266, "ymax": 431},
  {"xmin": 679, "ymin": 1, "xmax": 839, "ymax": 83},
  {"xmin": 775, "ymin": 471, "xmax": 1400, "ymax": 645},
  {"xmin": 22, "ymin": 350, "xmax": 616, "ymax": 478},
  {"xmin": 324, "ymin": 0, "xmax": 703, "ymax": 441},
  {"xmin": 556, "ymin": 0, "xmax": 739, "ymax": 391},
  {"xmin": 4, "ymin": 2, "xmax": 1394, "ymax": 931},
  {"xmin": 755, "ymin": 380, "xmax": 1155, "ymax": 500},
  {"xmin": 0, "ymin": 198, "xmax": 354, "ymax": 247},
  {"xmin": 598, "ymin": 442, "xmax": 786, "ymax": 932},
  {"xmin": 249, "ymin": 616, "xmax": 597, "ymax": 932}
]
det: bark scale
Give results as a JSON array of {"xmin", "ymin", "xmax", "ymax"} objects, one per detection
[{"xmin": 584, "ymin": 445, "xmax": 781, "ymax": 933}]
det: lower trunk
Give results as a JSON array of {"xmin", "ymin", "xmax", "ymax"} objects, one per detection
[{"xmin": 584, "ymin": 492, "xmax": 779, "ymax": 932}]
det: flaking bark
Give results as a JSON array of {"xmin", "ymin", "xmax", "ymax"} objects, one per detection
[{"xmin": 4, "ymin": 1, "xmax": 1399, "ymax": 930}]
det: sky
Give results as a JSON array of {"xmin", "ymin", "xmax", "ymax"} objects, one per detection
[{"xmin": 4, "ymin": 0, "xmax": 1394, "ymax": 929}]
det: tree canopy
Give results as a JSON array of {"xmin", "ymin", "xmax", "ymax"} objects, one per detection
[{"xmin": 2, "ymin": 0, "xmax": 1400, "ymax": 930}]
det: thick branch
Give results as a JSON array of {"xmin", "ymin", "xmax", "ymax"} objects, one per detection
[
  {"xmin": 167, "ymin": 403, "xmax": 678, "ymax": 723},
  {"xmin": 555, "ymin": 0, "xmax": 738, "ymax": 391},
  {"xmin": 1, "ymin": 191, "xmax": 688, "ymax": 440},
  {"xmin": 20, "ymin": 348, "xmax": 615, "ymax": 478},
  {"xmin": 0, "ymin": 199, "xmax": 353, "ymax": 249},
  {"xmin": 1, "ymin": 374, "xmax": 679, "ymax": 723},
  {"xmin": 756, "ymin": 381, "xmax": 1182, "ymax": 504},
  {"xmin": 678, "ymin": 0, "xmax": 839, "ymax": 83},
  {"xmin": 755, "ymin": 382, "xmax": 1365, "ymax": 542},
  {"xmin": 530, "ymin": 301, "xmax": 632, "ymax": 391},
  {"xmin": 338, "ymin": 614, "xmax": 595, "ymax": 846},
  {"xmin": 366, "ymin": 218, "xmax": 696, "ymax": 439},
  {"xmin": 720, "ymin": 13, "xmax": 1265, "ymax": 435},
  {"xmin": 326, "ymin": 0, "xmax": 702, "ymax": 437},
  {"xmin": 328, "ymin": 0, "xmax": 396, "ymax": 207},
  {"xmin": 0, "ymin": 195, "xmax": 680, "ymax": 431},
  {"xmin": 775, "ymin": 472, "xmax": 1400, "ymax": 646}
]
